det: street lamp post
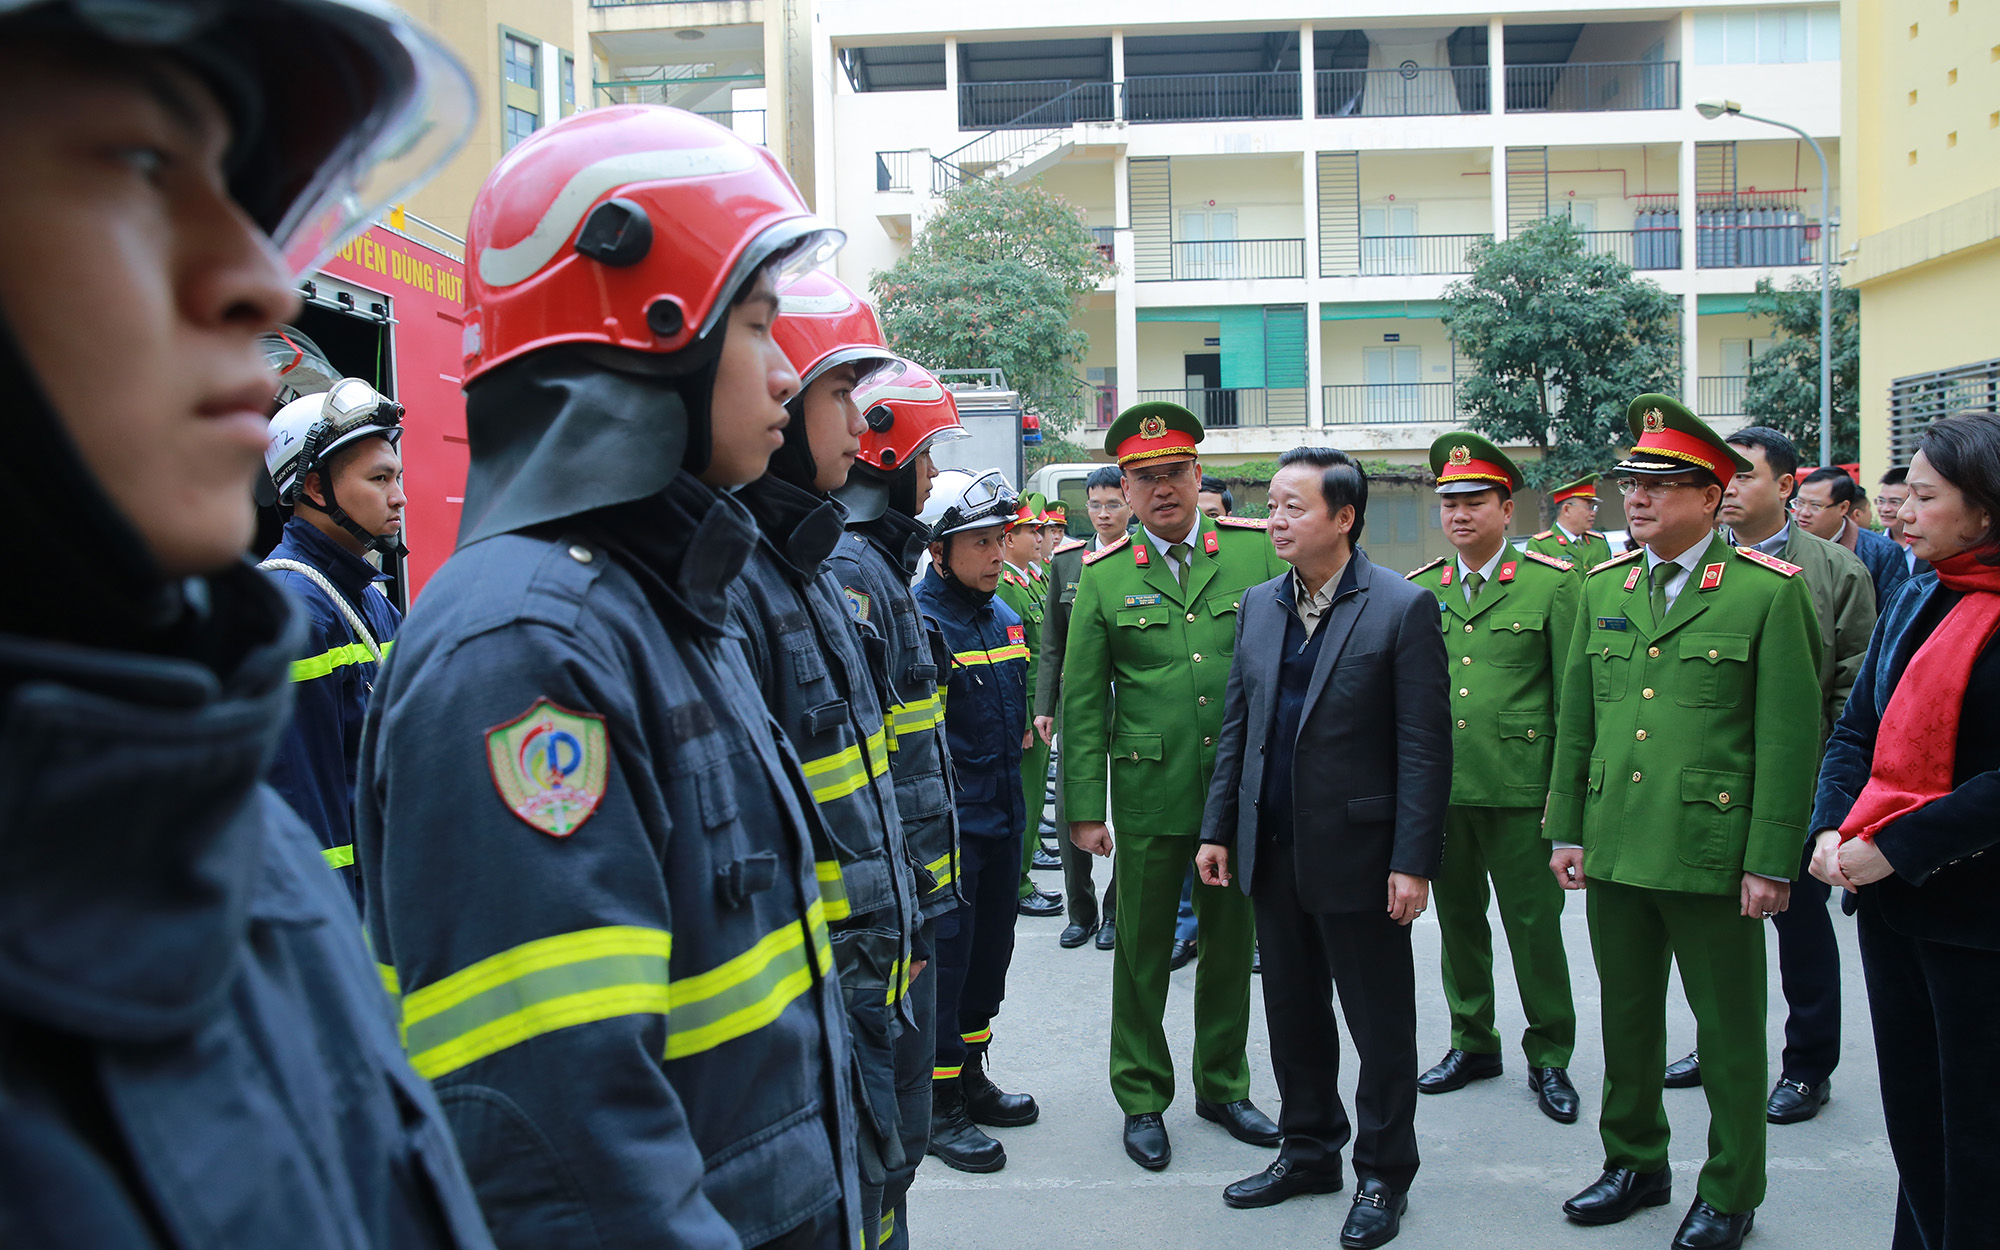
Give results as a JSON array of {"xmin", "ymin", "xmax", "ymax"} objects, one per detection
[{"xmin": 1696, "ymin": 99, "xmax": 1834, "ymax": 466}]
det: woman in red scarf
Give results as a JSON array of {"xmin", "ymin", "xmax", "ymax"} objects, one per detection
[{"xmin": 1808, "ymin": 411, "xmax": 2000, "ymax": 1250}]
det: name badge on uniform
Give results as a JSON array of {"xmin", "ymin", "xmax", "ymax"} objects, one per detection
[
  {"xmin": 1596, "ymin": 616, "xmax": 1629, "ymax": 631},
  {"xmin": 1204, "ymin": 530, "xmax": 1219, "ymax": 555},
  {"xmin": 1623, "ymin": 566, "xmax": 1644, "ymax": 592},
  {"xmin": 1124, "ymin": 593, "xmax": 1163, "ymax": 607}
]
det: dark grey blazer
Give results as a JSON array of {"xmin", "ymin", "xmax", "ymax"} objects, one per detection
[{"xmin": 1199, "ymin": 550, "xmax": 1452, "ymax": 914}]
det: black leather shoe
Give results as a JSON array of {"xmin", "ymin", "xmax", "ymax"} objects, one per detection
[
  {"xmin": 1664, "ymin": 1051, "xmax": 1701, "ymax": 1089},
  {"xmin": 1123, "ymin": 1113, "xmax": 1171, "ymax": 1170},
  {"xmin": 928, "ymin": 1082, "xmax": 1005, "ymax": 1173},
  {"xmin": 1059, "ymin": 921, "xmax": 1098, "ymax": 949},
  {"xmin": 1196, "ymin": 1098, "xmax": 1281, "ymax": 1147},
  {"xmin": 1531, "ymin": 1067, "xmax": 1580, "ymax": 1124},
  {"xmin": 1339, "ymin": 1178, "xmax": 1407, "ymax": 1248},
  {"xmin": 1096, "ymin": 917, "xmax": 1117, "ymax": 950},
  {"xmin": 1032, "ymin": 847, "xmax": 1062, "ymax": 870},
  {"xmin": 963, "ymin": 1052, "xmax": 1039, "ymax": 1127},
  {"xmin": 1169, "ymin": 938, "xmax": 1198, "ymax": 971},
  {"xmin": 1417, "ymin": 1048, "xmax": 1503, "ymax": 1094},
  {"xmin": 1767, "ymin": 1076, "xmax": 1830, "ymax": 1124},
  {"xmin": 1562, "ymin": 1167, "xmax": 1672, "ymax": 1225},
  {"xmin": 1672, "ymin": 1199, "xmax": 1754, "ymax": 1249},
  {"xmin": 1252, "ymin": 944, "xmax": 1261, "ymax": 975},
  {"xmin": 1018, "ymin": 888, "xmax": 1062, "ymax": 917},
  {"xmin": 1223, "ymin": 1157, "xmax": 1343, "ymax": 1209}
]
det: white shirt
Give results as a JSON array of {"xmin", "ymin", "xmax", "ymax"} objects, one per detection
[
  {"xmin": 1641, "ymin": 541, "xmax": 1710, "ymax": 613},
  {"xmin": 1555, "ymin": 522, "xmax": 1582, "ymax": 545},
  {"xmin": 1455, "ymin": 546, "xmax": 1508, "ymax": 605},
  {"xmin": 1142, "ymin": 524, "xmax": 1198, "ymax": 581}
]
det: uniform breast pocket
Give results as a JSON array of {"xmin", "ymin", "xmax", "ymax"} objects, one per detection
[
  {"xmin": 1485, "ymin": 610, "xmax": 1548, "ymax": 667},
  {"xmin": 785, "ymin": 631, "xmax": 828, "ymax": 686},
  {"xmin": 1675, "ymin": 634, "xmax": 1751, "ymax": 708},
  {"xmin": 1588, "ymin": 630, "xmax": 1636, "ymax": 701},
  {"xmin": 1496, "ymin": 709, "xmax": 1551, "ymax": 771},
  {"xmin": 1678, "ymin": 767, "xmax": 1753, "ymax": 869},
  {"xmin": 1114, "ymin": 607, "xmax": 1174, "ymax": 667},
  {"xmin": 1110, "ymin": 732, "xmax": 1164, "ymax": 814}
]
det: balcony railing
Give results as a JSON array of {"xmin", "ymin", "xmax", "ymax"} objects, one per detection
[
  {"xmin": 1124, "ymin": 72, "xmax": 1301, "ymax": 123},
  {"xmin": 1323, "ymin": 382, "xmax": 1460, "ymax": 425},
  {"xmin": 1504, "ymin": 60, "xmax": 1679, "ymax": 112},
  {"xmin": 1576, "ymin": 228, "xmax": 1682, "ymax": 271},
  {"xmin": 1332, "ymin": 233, "xmax": 1489, "ymax": 277},
  {"xmin": 1137, "ymin": 387, "xmax": 1309, "ymax": 428},
  {"xmin": 1148, "ymin": 238, "xmax": 1306, "ymax": 282},
  {"xmin": 1695, "ymin": 216, "xmax": 1826, "ymax": 268},
  {"xmin": 1092, "ymin": 383, "xmax": 1118, "ymax": 428},
  {"xmin": 960, "ymin": 80, "xmax": 1116, "ymax": 129},
  {"xmin": 1090, "ymin": 226, "xmax": 1116, "ymax": 264},
  {"xmin": 1315, "ymin": 66, "xmax": 1487, "ymax": 117},
  {"xmin": 875, "ymin": 150, "xmax": 912, "ymax": 192},
  {"xmin": 697, "ymin": 109, "xmax": 766, "ymax": 145},
  {"xmin": 1699, "ymin": 375, "xmax": 1750, "ymax": 419}
]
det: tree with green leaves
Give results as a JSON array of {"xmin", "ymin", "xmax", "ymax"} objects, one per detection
[
  {"xmin": 1442, "ymin": 217, "xmax": 1683, "ymax": 493},
  {"xmin": 871, "ymin": 177, "xmax": 1113, "ymax": 452},
  {"xmin": 1743, "ymin": 274, "xmax": 1859, "ymax": 465}
]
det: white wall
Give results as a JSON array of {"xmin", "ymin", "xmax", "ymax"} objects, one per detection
[
  {"xmin": 1318, "ymin": 317, "xmax": 1453, "ymax": 385},
  {"xmin": 1137, "ymin": 320, "xmax": 1220, "ymax": 389},
  {"xmin": 1164, "ymin": 155, "xmax": 1308, "ymax": 239},
  {"xmin": 1356, "ymin": 149, "xmax": 1495, "ymax": 235}
]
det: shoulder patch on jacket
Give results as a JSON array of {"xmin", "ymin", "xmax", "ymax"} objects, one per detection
[
  {"xmin": 1405, "ymin": 555, "xmax": 1449, "ymax": 581},
  {"xmin": 842, "ymin": 586, "xmax": 872, "ymax": 621},
  {"xmin": 1524, "ymin": 550, "xmax": 1574, "ymax": 572},
  {"xmin": 1053, "ymin": 537, "xmax": 1086, "ymax": 555},
  {"xmin": 1735, "ymin": 546, "xmax": 1803, "ymax": 577},
  {"xmin": 1532, "ymin": 530, "xmax": 1555, "ymax": 540},
  {"xmin": 485, "ymin": 698, "xmax": 609, "ymax": 838},
  {"xmin": 1588, "ymin": 548, "xmax": 1647, "ymax": 576},
  {"xmin": 1082, "ymin": 535, "xmax": 1131, "ymax": 565},
  {"xmin": 1214, "ymin": 515, "xmax": 1269, "ymax": 530}
]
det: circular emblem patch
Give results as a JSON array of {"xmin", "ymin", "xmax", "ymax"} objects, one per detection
[
  {"xmin": 1643, "ymin": 407, "xmax": 1667, "ymax": 433},
  {"xmin": 1139, "ymin": 414, "xmax": 1167, "ymax": 440},
  {"xmin": 486, "ymin": 698, "xmax": 609, "ymax": 837},
  {"xmin": 1448, "ymin": 444, "xmax": 1472, "ymax": 466}
]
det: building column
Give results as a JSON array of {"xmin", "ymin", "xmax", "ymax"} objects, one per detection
[
  {"xmin": 1488, "ymin": 15, "xmax": 1504, "ymax": 117},
  {"xmin": 944, "ymin": 35, "xmax": 959, "ymax": 129},
  {"xmin": 1114, "ymin": 153, "xmax": 1138, "ymax": 416},
  {"xmin": 1111, "ymin": 31, "xmax": 1125, "ymax": 121},
  {"xmin": 1299, "ymin": 22, "xmax": 1314, "ymax": 123},
  {"xmin": 1679, "ymin": 138, "xmax": 1699, "ymax": 402}
]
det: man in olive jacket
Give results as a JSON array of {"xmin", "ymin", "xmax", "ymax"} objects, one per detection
[
  {"xmin": 1545, "ymin": 397, "xmax": 1820, "ymax": 1250},
  {"xmin": 1062, "ymin": 403, "xmax": 1288, "ymax": 1172}
]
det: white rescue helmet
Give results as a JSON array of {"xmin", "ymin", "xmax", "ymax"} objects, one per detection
[
  {"xmin": 266, "ymin": 377, "xmax": 403, "ymax": 504},
  {"xmin": 918, "ymin": 469, "xmax": 1019, "ymax": 543}
]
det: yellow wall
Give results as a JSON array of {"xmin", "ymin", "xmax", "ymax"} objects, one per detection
[{"xmin": 1854, "ymin": 239, "xmax": 2000, "ymax": 474}]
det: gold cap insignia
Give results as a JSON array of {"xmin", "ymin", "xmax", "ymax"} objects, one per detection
[
  {"xmin": 1139, "ymin": 414, "xmax": 1166, "ymax": 440},
  {"xmin": 1448, "ymin": 445, "xmax": 1472, "ymax": 466},
  {"xmin": 1643, "ymin": 407, "xmax": 1667, "ymax": 433}
]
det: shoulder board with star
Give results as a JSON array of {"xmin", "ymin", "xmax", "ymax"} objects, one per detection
[
  {"xmin": 1735, "ymin": 546, "xmax": 1803, "ymax": 577},
  {"xmin": 1588, "ymin": 548, "xmax": 1647, "ymax": 576},
  {"xmin": 1524, "ymin": 550, "xmax": 1575, "ymax": 572},
  {"xmin": 1532, "ymin": 530, "xmax": 1555, "ymax": 541},
  {"xmin": 1082, "ymin": 535, "xmax": 1131, "ymax": 566},
  {"xmin": 1214, "ymin": 515, "xmax": 1269, "ymax": 530},
  {"xmin": 1053, "ymin": 537, "xmax": 1086, "ymax": 555},
  {"xmin": 1587, "ymin": 530, "xmax": 1608, "ymax": 539},
  {"xmin": 1404, "ymin": 555, "xmax": 1449, "ymax": 581}
]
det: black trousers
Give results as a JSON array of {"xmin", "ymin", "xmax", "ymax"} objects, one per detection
[
  {"xmin": 1858, "ymin": 903, "xmax": 2000, "ymax": 1250},
  {"xmin": 1769, "ymin": 841, "xmax": 1842, "ymax": 1083},
  {"xmin": 1252, "ymin": 846, "xmax": 1420, "ymax": 1193},
  {"xmin": 932, "ymin": 824, "xmax": 1021, "ymax": 1077}
]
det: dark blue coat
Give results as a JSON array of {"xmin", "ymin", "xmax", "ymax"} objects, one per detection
[
  {"xmin": 1852, "ymin": 524, "xmax": 1912, "ymax": 612},
  {"xmin": 914, "ymin": 569, "xmax": 1027, "ymax": 842},
  {"xmin": 0, "ymin": 566, "xmax": 490, "ymax": 1250},
  {"xmin": 1811, "ymin": 572, "xmax": 2000, "ymax": 950},
  {"xmin": 261, "ymin": 516, "xmax": 401, "ymax": 893}
]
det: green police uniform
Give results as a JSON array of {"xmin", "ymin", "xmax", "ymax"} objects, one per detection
[
  {"xmin": 1543, "ymin": 397, "xmax": 1821, "ymax": 1218},
  {"xmin": 1527, "ymin": 475, "xmax": 1616, "ymax": 572},
  {"xmin": 1061, "ymin": 403, "xmax": 1287, "ymax": 1115},
  {"xmin": 1408, "ymin": 433, "xmax": 1581, "ymax": 1075},
  {"xmin": 997, "ymin": 554, "xmax": 1050, "ymax": 897}
]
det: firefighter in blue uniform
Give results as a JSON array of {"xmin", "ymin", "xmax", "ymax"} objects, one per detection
[
  {"xmin": 0, "ymin": 0, "xmax": 493, "ymax": 1245},
  {"xmin": 826, "ymin": 361, "xmax": 971, "ymax": 1245},
  {"xmin": 260, "ymin": 377, "xmax": 407, "ymax": 900},
  {"xmin": 914, "ymin": 470, "xmax": 1042, "ymax": 1173},
  {"xmin": 356, "ymin": 107, "xmax": 859, "ymax": 1250},
  {"xmin": 730, "ymin": 268, "xmax": 915, "ymax": 1248}
]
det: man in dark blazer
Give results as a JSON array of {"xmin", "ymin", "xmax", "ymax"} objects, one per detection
[{"xmin": 1196, "ymin": 447, "xmax": 1452, "ymax": 1247}]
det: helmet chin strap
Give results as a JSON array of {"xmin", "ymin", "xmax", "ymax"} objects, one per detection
[{"xmin": 300, "ymin": 482, "xmax": 407, "ymax": 561}]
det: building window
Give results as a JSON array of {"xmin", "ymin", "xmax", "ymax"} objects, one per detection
[
  {"xmin": 501, "ymin": 29, "xmax": 543, "ymax": 152},
  {"xmin": 560, "ymin": 53, "xmax": 576, "ymax": 116},
  {"xmin": 505, "ymin": 33, "xmax": 538, "ymax": 88},
  {"xmin": 1694, "ymin": 7, "xmax": 1839, "ymax": 64},
  {"xmin": 504, "ymin": 105, "xmax": 538, "ymax": 151}
]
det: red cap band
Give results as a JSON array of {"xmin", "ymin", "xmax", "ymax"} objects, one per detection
[
  {"xmin": 1116, "ymin": 429, "xmax": 1199, "ymax": 466},
  {"xmin": 1633, "ymin": 426, "xmax": 1733, "ymax": 484},
  {"xmin": 1552, "ymin": 483, "xmax": 1597, "ymax": 504},
  {"xmin": 1437, "ymin": 457, "xmax": 1516, "ymax": 490}
]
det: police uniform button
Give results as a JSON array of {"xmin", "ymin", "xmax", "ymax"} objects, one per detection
[
  {"xmin": 1458, "ymin": 687, "xmax": 1469, "ymax": 697},
  {"xmin": 1642, "ymin": 688, "xmax": 1655, "ymax": 699},
  {"xmin": 1198, "ymin": 696, "xmax": 1209, "ymax": 706},
  {"xmin": 1511, "ymin": 622, "xmax": 1522, "ymax": 632},
  {"xmin": 1130, "ymin": 751, "xmax": 1140, "ymax": 761},
  {"xmin": 1138, "ymin": 617, "xmax": 1146, "ymax": 625},
  {"xmin": 1718, "ymin": 791, "xmax": 1731, "ymax": 804},
  {"xmin": 1193, "ymin": 653, "xmax": 1204, "ymax": 662},
  {"xmin": 1456, "ymin": 719, "xmax": 1467, "ymax": 729},
  {"xmin": 1461, "ymin": 656, "xmax": 1473, "ymax": 666},
  {"xmin": 1464, "ymin": 624, "xmax": 1474, "ymax": 633},
  {"xmin": 569, "ymin": 545, "xmax": 594, "ymax": 564},
  {"xmin": 1233, "ymin": 601, "xmax": 1240, "ymax": 609},
  {"xmin": 1203, "ymin": 736, "xmax": 1213, "ymax": 746},
  {"xmin": 1648, "ymin": 646, "xmax": 1661, "ymax": 658},
  {"xmin": 1187, "ymin": 612, "xmax": 1197, "ymax": 622},
  {"xmin": 1636, "ymin": 729, "xmax": 1648, "ymax": 741},
  {"xmin": 1526, "ymin": 729, "xmax": 1537, "ymax": 740},
  {"xmin": 1632, "ymin": 771, "xmax": 1643, "ymax": 782},
  {"xmin": 1601, "ymin": 646, "xmax": 1610, "ymax": 657},
  {"xmin": 1708, "ymin": 649, "xmax": 1719, "ymax": 660}
]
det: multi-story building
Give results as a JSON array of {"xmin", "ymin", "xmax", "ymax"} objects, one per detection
[{"xmin": 1840, "ymin": 0, "xmax": 2000, "ymax": 482}]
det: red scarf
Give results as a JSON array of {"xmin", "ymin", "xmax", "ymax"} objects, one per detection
[{"xmin": 1841, "ymin": 548, "xmax": 2000, "ymax": 843}]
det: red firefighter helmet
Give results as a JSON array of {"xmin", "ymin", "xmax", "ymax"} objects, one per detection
[
  {"xmin": 774, "ymin": 270, "xmax": 896, "ymax": 391},
  {"xmin": 852, "ymin": 360, "xmax": 969, "ymax": 472},
  {"xmin": 462, "ymin": 105, "xmax": 844, "ymax": 384}
]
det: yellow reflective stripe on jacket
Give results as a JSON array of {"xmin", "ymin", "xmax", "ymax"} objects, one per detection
[
  {"xmin": 924, "ymin": 848, "xmax": 956, "ymax": 889},
  {"xmin": 322, "ymin": 843, "xmax": 355, "ymax": 870},
  {"xmin": 885, "ymin": 954, "xmax": 911, "ymax": 1005},
  {"xmin": 663, "ymin": 898, "xmax": 832, "ymax": 1061},
  {"xmin": 815, "ymin": 859, "xmax": 851, "ymax": 923},
  {"xmin": 800, "ymin": 727, "xmax": 890, "ymax": 804},
  {"xmin": 289, "ymin": 638, "xmax": 393, "ymax": 683},
  {"xmin": 951, "ymin": 644, "xmax": 1028, "ymax": 667},
  {"xmin": 401, "ymin": 926, "xmax": 674, "ymax": 1079},
  {"xmin": 878, "ymin": 1210, "xmax": 895, "ymax": 1246},
  {"xmin": 378, "ymin": 962, "xmax": 401, "ymax": 999},
  {"xmin": 887, "ymin": 695, "xmax": 944, "ymax": 739}
]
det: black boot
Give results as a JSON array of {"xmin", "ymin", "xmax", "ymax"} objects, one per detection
[
  {"xmin": 963, "ymin": 1050, "xmax": 1039, "ymax": 1127},
  {"xmin": 928, "ymin": 1080, "xmax": 1005, "ymax": 1173}
]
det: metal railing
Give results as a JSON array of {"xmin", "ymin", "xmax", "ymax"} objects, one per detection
[
  {"xmin": 1124, "ymin": 72, "xmax": 1302, "ymax": 123},
  {"xmin": 1333, "ymin": 233, "xmax": 1488, "ymax": 277},
  {"xmin": 1148, "ymin": 238, "xmax": 1306, "ymax": 282},
  {"xmin": 1092, "ymin": 384, "xmax": 1118, "ymax": 428},
  {"xmin": 1504, "ymin": 60, "xmax": 1679, "ymax": 112},
  {"xmin": 1090, "ymin": 226, "xmax": 1116, "ymax": 263},
  {"xmin": 1315, "ymin": 66, "xmax": 1487, "ymax": 117},
  {"xmin": 1694, "ymin": 217, "xmax": 1825, "ymax": 268},
  {"xmin": 960, "ymin": 79, "xmax": 1116, "ymax": 129},
  {"xmin": 1135, "ymin": 387, "xmax": 1308, "ymax": 428},
  {"xmin": 932, "ymin": 81, "xmax": 1106, "ymax": 191},
  {"xmin": 876, "ymin": 150, "xmax": 912, "ymax": 192},
  {"xmin": 696, "ymin": 109, "xmax": 765, "ymax": 145},
  {"xmin": 1699, "ymin": 376, "xmax": 1750, "ymax": 419},
  {"xmin": 1323, "ymin": 382, "xmax": 1460, "ymax": 425},
  {"xmin": 1577, "ymin": 228, "xmax": 1683, "ymax": 271}
]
